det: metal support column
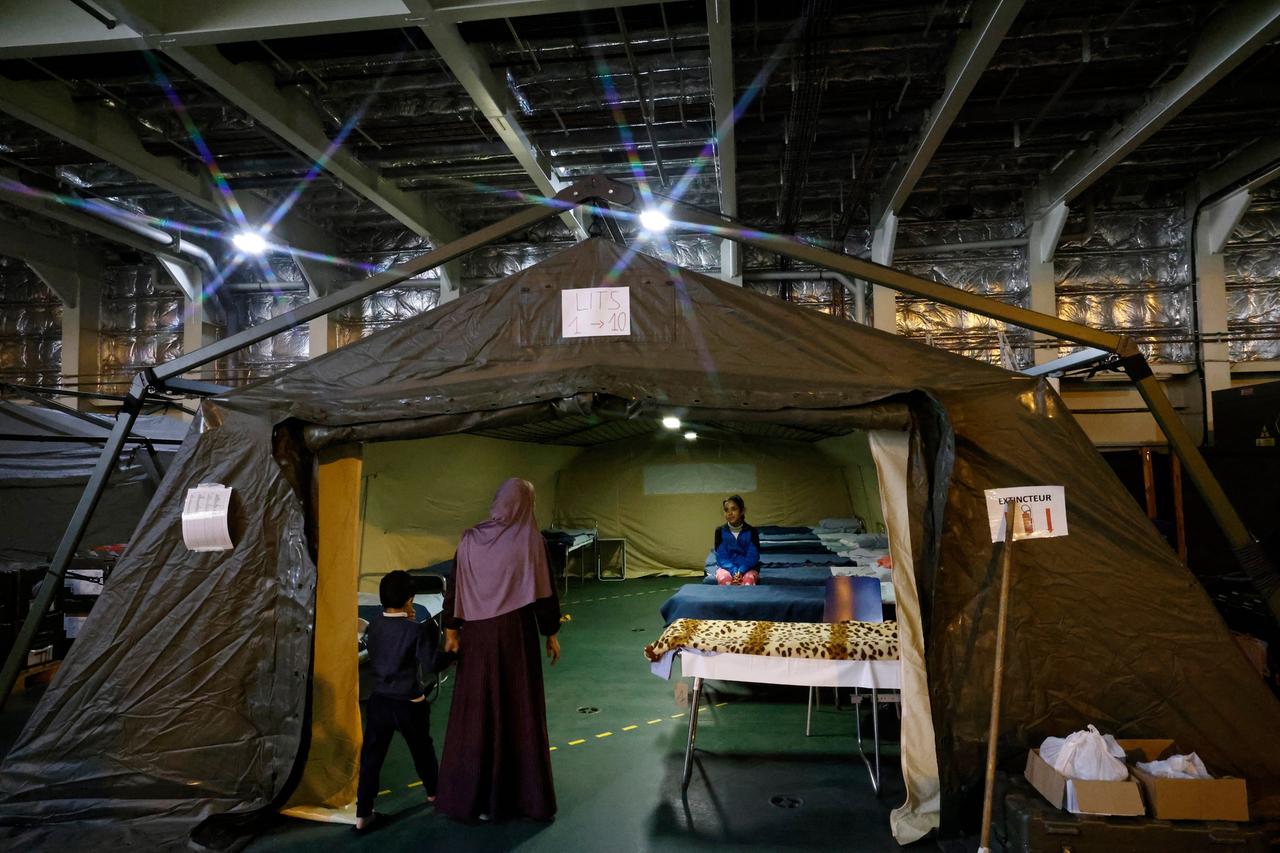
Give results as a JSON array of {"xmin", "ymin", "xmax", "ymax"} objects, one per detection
[
  {"xmin": 870, "ymin": 213, "xmax": 898, "ymax": 333},
  {"xmin": 1195, "ymin": 190, "xmax": 1250, "ymax": 439},
  {"xmin": 0, "ymin": 374, "xmax": 149, "ymax": 704}
]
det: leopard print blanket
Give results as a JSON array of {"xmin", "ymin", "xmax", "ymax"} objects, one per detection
[{"xmin": 645, "ymin": 618, "xmax": 898, "ymax": 662}]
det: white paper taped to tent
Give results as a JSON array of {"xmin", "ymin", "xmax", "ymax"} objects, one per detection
[
  {"xmin": 182, "ymin": 483, "xmax": 234, "ymax": 551},
  {"xmin": 561, "ymin": 286, "xmax": 630, "ymax": 337},
  {"xmin": 984, "ymin": 485, "xmax": 1067, "ymax": 542}
]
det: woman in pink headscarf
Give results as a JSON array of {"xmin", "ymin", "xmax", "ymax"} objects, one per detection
[{"xmin": 436, "ymin": 478, "xmax": 562, "ymax": 823}]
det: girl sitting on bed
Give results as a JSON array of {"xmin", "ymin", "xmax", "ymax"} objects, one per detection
[{"xmin": 714, "ymin": 495, "xmax": 761, "ymax": 585}]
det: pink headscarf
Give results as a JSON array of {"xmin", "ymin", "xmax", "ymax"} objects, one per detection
[{"xmin": 454, "ymin": 478, "xmax": 553, "ymax": 621}]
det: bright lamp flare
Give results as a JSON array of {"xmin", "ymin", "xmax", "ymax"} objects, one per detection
[
  {"xmin": 232, "ymin": 230, "xmax": 268, "ymax": 255},
  {"xmin": 661, "ymin": 416, "xmax": 681, "ymax": 430},
  {"xmin": 683, "ymin": 431, "xmax": 698, "ymax": 441},
  {"xmin": 639, "ymin": 208, "xmax": 671, "ymax": 232}
]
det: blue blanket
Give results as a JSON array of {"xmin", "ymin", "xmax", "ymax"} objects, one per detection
[
  {"xmin": 759, "ymin": 566, "xmax": 836, "ymax": 586},
  {"xmin": 759, "ymin": 540, "xmax": 831, "ymax": 553},
  {"xmin": 760, "ymin": 554, "xmax": 854, "ymax": 567},
  {"xmin": 660, "ymin": 584, "xmax": 827, "ymax": 625}
]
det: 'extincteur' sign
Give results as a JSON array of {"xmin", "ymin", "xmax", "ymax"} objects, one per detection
[{"xmin": 983, "ymin": 486, "xmax": 1067, "ymax": 542}]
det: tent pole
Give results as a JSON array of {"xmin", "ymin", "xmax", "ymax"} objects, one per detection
[
  {"xmin": 0, "ymin": 179, "xmax": 630, "ymax": 712},
  {"xmin": 603, "ymin": 177, "xmax": 1280, "ymax": 625},
  {"xmin": 0, "ymin": 374, "xmax": 148, "ymax": 710},
  {"xmin": 978, "ymin": 503, "xmax": 1017, "ymax": 853},
  {"xmin": 148, "ymin": 180, "xmax": 619, "ymax": 386},
  {"xmin": 1123, "ymin": 352, "xmax": 1280, "ymax": 617}
]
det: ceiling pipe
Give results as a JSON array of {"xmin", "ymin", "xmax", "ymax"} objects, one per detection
[
  {"xmin": 80, "ymin": 197, "xmax": 220, "ymax": 280},
  {"xmin": 744, "ymin": 270, "xmax": 865, "ymax": 324},
  {"xmin": 224, "ymin": 281, "xmax": 309, "ymax": 294},
  {"xmin": 894, "ymin": 236, "xmax": 1029, "ymax": 255}
]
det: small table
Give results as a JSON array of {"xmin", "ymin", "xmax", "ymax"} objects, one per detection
[{"xmin": 595, "ymin": 537, "xmax": 627, "ymax": 581}]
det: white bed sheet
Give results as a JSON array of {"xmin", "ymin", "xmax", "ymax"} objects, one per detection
[{"xmin": 651, "ymin": 648, "xmax": 900, "ymax": 690}]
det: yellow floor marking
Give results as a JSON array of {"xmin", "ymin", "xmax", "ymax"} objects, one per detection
[
  {"xmin": 647, "ymin": 719, "xmax": 662, "ymax": 724},
  {"xmin": 671, "ymin": 713, "xmax": 685, "ymax": 718},
  {"xmin": 407, "ymin": 780, "xmax": 423, "ymax": 788},
  {"xmin": 595, "ymin": 731, "xmax": 613, "ymax": 738},
  {"xmin": 377, "ymin": 789, "xmax": 392, "ymax": 796},
  {"xmin": 622, "ymin": 725, "xmax": 638, "ymax": 731},
  {"xmin": 568, "ymin": 738, "xmax": 586, "ymax": 746},
  {"xmin": 715, "ymin": 702, "xmax": 728, "ymax": 707},
  {"xmin": 549, "ymin": 746, "xmax": 558, "ymax": 751}
]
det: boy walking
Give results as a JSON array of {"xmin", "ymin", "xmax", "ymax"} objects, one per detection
[{"xmin": 356, "ymin": 570, "xmax": 440, "ymax": 831}]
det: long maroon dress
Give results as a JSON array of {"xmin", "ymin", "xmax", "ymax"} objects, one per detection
[{"xmin": 436, "ymin": 557, "xmax": 561, "ymax": 822}]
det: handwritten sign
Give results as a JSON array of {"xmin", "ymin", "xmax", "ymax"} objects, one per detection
[
  {"xmin": 182, "ymin": 483, "xmax": 234, "ymax": 552},
  {"xmin": 561, "ymin": 287, "xmax": 630, "ymax": 338},
  {"xmin": 983, "ymin": 485, "xmax": 1068, "ymax": 542}
]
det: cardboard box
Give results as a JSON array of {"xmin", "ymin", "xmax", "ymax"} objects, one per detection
[
  {"xmin": 1127, "ymin": 741, "xmax": 1250, "ymax": 822},
  {"xmin": 1027, "ymin": 738, "xmax": 1251, "ymax": 822},
  {"xmin": 1024, "ymin": 747, "xmax": 1146, "ymax": 816}
]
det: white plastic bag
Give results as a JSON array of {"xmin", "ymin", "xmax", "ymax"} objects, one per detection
[
  {"xmin": 1039, "ymin": 725, "xmax": 1128, "ymax": 781},
  {"xmin": 1137, "ymin": 752, "xmax": 1211, "ymax": 780}
]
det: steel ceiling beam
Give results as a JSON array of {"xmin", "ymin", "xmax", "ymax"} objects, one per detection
[
  {"xmin": 1191, "ymin": 136, "xmax": 1280, "ymax": 205},
  {"xmin": 0, "ymin": 216, "xmax": 107, "ymax": 304},
  {"xmin": 0, "ymin": 0, "xmax": 658, "ymax": 59},
  {"xmin": 411, "ymin": 2, "xmax": 586, "ymax": 238},
  {"xmin": 872, "ymin": 0, "xmax": 1024, "ymax": 228},
  {"xmin": 0, "ymin": 172, "xmax": 198, "ymax": 262},
  {"xmin": 0, "ymin": 73, "xmax": 339, "ymax": 272},
  {"xmin": 1033, "ymin": 2, "xmax": 1280, "ymax": 216},
  {"xmin": 432, "ymin": 0, "xmax": 656, "ymax": 22},
  {"xmin": 95, "ymin": 1, "xmax": 460, "ymax": 288}
]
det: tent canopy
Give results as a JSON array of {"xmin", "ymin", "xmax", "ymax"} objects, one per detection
[
  {"xmin": 3, "ymin": 238, "xmax": 1278, "ymax": 847},
  {"xmin": 0, "ymin": 399, "xmax": 186, "ymax": 559}
]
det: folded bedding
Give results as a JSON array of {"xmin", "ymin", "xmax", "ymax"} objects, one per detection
[
  {"xmin": 753, "ymin": 566, "xmax": 834, "ymax": 586},
  {"xmin": 759, "ymin": 554, "xmax": 855, "ymax": 567},
  {"xmin": 755, "ymin": 525, "xmax": 814, "ymax": 536},
  {"xmin": 757, "ymin": 527, "xmax": 819, "ymax": 540},
  {"xmin": 758, "ymin": 541, "xmax": 836, "ymax": 554}
]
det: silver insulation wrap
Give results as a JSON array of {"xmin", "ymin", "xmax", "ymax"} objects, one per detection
[
  {"xmin": 1225, "ymin": 195, "xmax": 1280, "ymax": 362},
  {"xmin": 0, "ymin": 258, "xmax": 61, "ymax": 387},
  {"xmin": 98, "ymin": 266, "xmax": 185, "ymax": 393},
  {"xmin": 1056, "ymin": 208, "xmax": 1192, "ymax": 363}
]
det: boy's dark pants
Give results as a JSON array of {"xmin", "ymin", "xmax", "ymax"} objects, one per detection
[{"xmin": 356, "ymin": 693, "xmax": 439, "ymax": 817}]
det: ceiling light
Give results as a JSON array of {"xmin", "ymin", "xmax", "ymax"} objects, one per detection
[
  {"xmin": 639, "ymin": 208, "xmax": 671, "ymax": 233},
  {"xmin": 661, "ymin": 416, "xmax": 681, "ymax": 430},
  {"xmin": 683, "ymin": 431, "xmax": 698, "ymax": 441},
  {"xmin": 232, "ymin": 230, "xmax": 268, "ymax": 255}
]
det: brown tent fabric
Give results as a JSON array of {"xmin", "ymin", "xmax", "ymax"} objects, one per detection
[{"xmin": 2, "ymin": 238, "xmax": 1278, "ymax": 846}]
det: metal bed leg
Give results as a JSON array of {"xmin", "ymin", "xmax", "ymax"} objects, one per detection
[
  {"xmin": 853, "ymin": 687, "xmax": 882, "ymax": 795},
  {"xmin": 872, "ymin": 686, "xmax": 881, "ymax": 793},
  {"xmin": 806, "ymin": 685, "xmax": 814, "ymax": 737},
  {"xmin": 681, "ymin": 676, "xmax": 704, "ymax": 792}
]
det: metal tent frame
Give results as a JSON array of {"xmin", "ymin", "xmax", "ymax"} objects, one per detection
[{"xmin": 3, "ymin": 174, "xmax": 1276, "ymax": 707}]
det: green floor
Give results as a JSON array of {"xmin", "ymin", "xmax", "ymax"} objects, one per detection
[
  {"xmin": 0, "ymin": 577, "xmax": 915, "ymax": 851},
  {"xmin": 249, "ymin": 576, "xmax": 912, "ymax": 852}
]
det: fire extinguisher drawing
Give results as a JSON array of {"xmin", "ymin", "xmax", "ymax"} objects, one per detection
[{"xmin": 1021, "ymin": 505, "xmax": 1034, "ymax": 535}]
